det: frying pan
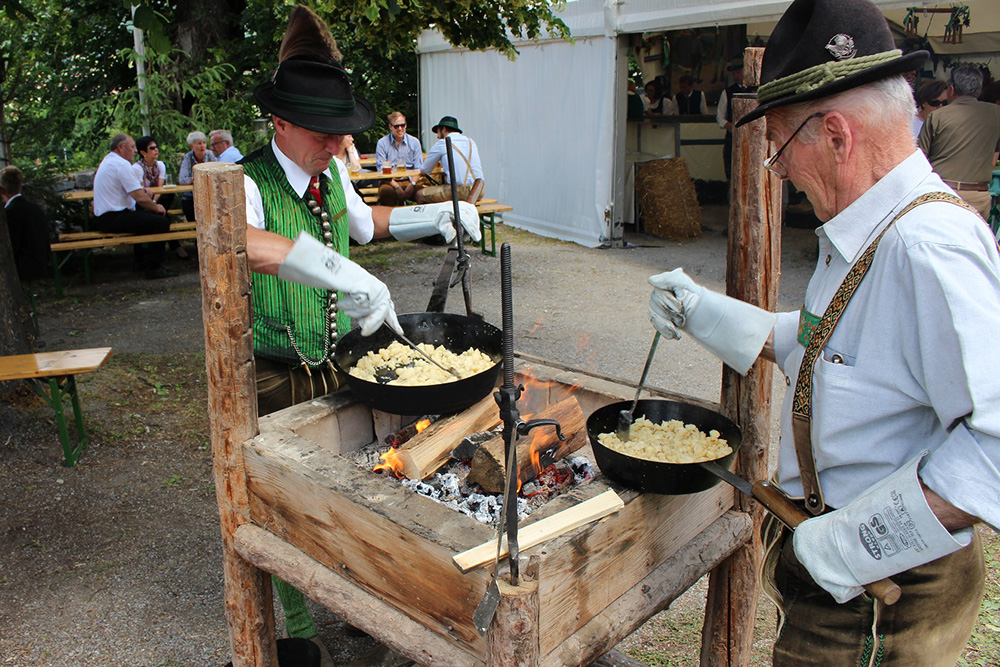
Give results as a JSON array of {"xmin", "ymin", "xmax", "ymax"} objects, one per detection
[
  {"xmin": 333, "ymin": 312, "xmax": 502, "ymax": 415},
  {"xmin": 586, "ymin": 398, "xmax": 902, "ymax": 605}
]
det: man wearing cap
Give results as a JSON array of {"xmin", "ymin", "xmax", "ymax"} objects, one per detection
[
  {"xmin": 715, "ymin": 59, "xmax": 748, "ymax": 181},
  {"xmin": 236, "ymin": 6, "xmax": 482, "ymax": 662},
  {"xmin": 918, "ymin": 64, "xmax": 1000, "ymax": 218},
  {"xmin": 647, "ymin": 0, "xmax": 999, "ymax": 663},
  {"xmin": 415, "ymin": 116, "xmax": 484, "ymax": 204}
]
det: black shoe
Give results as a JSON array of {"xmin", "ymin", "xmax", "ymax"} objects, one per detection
[{"xmin": 144, "ymin": 266, "xmax": 178, "ymax": 279}]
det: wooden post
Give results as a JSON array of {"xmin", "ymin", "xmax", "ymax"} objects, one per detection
[
  {"xmin": 487, "ymin": 559, "xmax": 540, "ymax": 667},
  {"xmin": 701, "ymin": 47, "xmax": 782, "ymax": 667},
  {"xmin": 194, "ymin": 162, "xmax": 278, "ymax": 667}
]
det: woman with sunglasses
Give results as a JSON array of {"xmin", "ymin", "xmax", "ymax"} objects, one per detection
[
  {"xmin": 913, "ymin": 79, "xmax": 949, "ymax": 138},
  {"xmin": 133, "ymin": 135, "xmax": 188, "ymax": 260}
]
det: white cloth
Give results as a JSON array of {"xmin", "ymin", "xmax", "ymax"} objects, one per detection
[
  {"xmin": 131, "ymin": 160, "xmax": 166, "ymax": 187},
  {"xmin": 911, "ymin": 116, "xmax": 924, "ymax": 141},
  {"xmin": 772, "ymin": 150, "xmax": 1000, "ymax": 528},
  {"xmin": 716, "ymin": 90, "xmax": 730, "ymax": 130},
  {"xmin": 216, "ymin": 145, "xmax": 243, "ymax": 163},
  {"xmin": 244, "ymin": 137, "xmax": 375, "ymax": 244},
  {"xmin": 421, "ymin": 133, "xmax": 483, "ymax": 185},
  {"xmin": 4, "ymin": 193, "xmax": 21, "ymax": 208},
  {"xmin": 93, "ymin": 151, "xmax": 141, "ymax": 216}
]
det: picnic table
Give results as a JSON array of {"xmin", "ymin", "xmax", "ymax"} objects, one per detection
[{"xmin": 349, "ymin": 168, "xmax": 421, "ymax": 182}]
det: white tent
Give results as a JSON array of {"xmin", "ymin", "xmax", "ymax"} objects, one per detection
[{"xmin": 417, "ymin": 0, "xmax": 995, "ymax": 247}]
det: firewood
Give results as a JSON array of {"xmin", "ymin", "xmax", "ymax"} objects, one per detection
[
  {"xmin": 452, "ymin": 489, "xmax": 624, "ymax": 572},
  {"xmin": 393, "ymin": 394, "xmax": 501, "ymax": 480},
  {"xmin": 466, "ymin": 395, "xmax": 586, "ymax": 493}
]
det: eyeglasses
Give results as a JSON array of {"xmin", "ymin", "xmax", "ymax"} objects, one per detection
[
  {"xmin": 147, "ymin": 145, "xmax": 158, "ymax": 150},
  {"xmin": 763, "ymin": 112, "xmax": 827, "ymax": 178},
  {"xmin": 926, "ymin": 99, "xmax": 948, "ymax": 107},
  {"xmin": 390, "ymin": 123, "xmax": 406, "ymax": 129},
  {"xmin": 210, "ymin": 140, "xmax": 225, "ymax": 146}
]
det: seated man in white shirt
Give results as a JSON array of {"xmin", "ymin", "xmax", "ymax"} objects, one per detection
[
  {"xmin": 92, "ymin": 133, "xmax": 176, "ymax": 280},
  {"xmin": 414, "ymin": 115, "xmax": 484, "ymax": 204},
  {"xmin": 209, "ymin": 129, "xmax": 243, "ymax": 163}
]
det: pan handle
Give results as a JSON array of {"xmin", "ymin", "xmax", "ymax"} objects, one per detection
[{"xmin": 752, "ymin": 481, "xmax": 902, "ymax": 606}]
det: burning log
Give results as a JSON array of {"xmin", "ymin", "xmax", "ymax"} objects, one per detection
[
  {"xmin": 381, "ymin": 394, "xmax": 501, "ymax": 480},
  {"xmin": 466, "ymin": 396, "xmax": 586, "ymax": 493}
]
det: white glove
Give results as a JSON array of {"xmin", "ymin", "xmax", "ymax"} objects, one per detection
[
  {"xmin": 648, "ymin": 268, "xmax": 776, "ymax": 375},
  {"xmin": 388, "ymin": 201, "xmax": 482, "ymax": 244},
  {"xmin": 278, "ymin": 232, "xmax": 402, "ymax": 337},
  {"xmin": 793, "ymin": 450, "xmax": 975, "ymax": 603}
]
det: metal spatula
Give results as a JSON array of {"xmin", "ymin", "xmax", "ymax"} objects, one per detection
[{"xmin": 617, "ymin": 332, "xmax": 661, "ymax": 441}]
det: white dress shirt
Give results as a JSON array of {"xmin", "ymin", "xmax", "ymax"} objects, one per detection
[
  {"xmin": 772, "ymin": 150, "xmax": 1000, "ymax": 528},
  {"xmin": 93, "ymin": 152, "xmax": 141, "ymax": 216},
  {"xmin": 244, "ymin": 137, "xmax": 375, "ymax": 244},
  {"xmin": 421, "ymin": 133, "xmax": 483, "ymax": 185},
  {"xmin": 217, "ymin": 145, "xmax": 243, "ymax": 163}
]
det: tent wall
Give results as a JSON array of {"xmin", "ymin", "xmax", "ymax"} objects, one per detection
[{"xmin": 419, "ymin": 37, "xmax": 617, "ymax": 247}]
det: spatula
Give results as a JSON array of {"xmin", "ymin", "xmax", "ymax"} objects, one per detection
[{"xmin": 617, "ymin": 332, "xmax": 661, "ymax": 441}]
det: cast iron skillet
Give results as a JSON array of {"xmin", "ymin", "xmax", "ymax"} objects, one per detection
[
  {"xmin": 333, "ymin": 312, "xmax": 503, "ymax": 415},
  {"xmin": 586, "ymin": 399, "xmax": 743, "ymax": 494}
]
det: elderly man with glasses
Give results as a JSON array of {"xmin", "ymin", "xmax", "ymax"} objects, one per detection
[
  {"xmin": 373, "ymin": 111, "xmax": 422, "ymax": 206},
  {"xmin": 208, "ymin": 129, "xmax": 243, "ymax": 163},
  {"xmin": 647, "ymin": 0, "xmax": 1000, "ymax": 664}
]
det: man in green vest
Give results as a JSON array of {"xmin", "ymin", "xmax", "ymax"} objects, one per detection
[{"xmin": 236, "ymin": 6, "xmax": 483, "ymax": 664}]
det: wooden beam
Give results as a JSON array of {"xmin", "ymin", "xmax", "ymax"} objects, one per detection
[
  {"xmin": 194, "ymin": 162, "xmax": 278, "ymax": 667},
  {"xmin": 466, "ymin": 396, "xmax": 587, "ymax": 493},
  {"xmin": 701, "ymin": 46, "xmax": 782, "ymax": 667}
]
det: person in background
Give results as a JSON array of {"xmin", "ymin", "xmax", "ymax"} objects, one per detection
[
  {"xmin": 715, "ymin": 58, "xmax": 748, "ymax": 180},
  {"xmin": 643, "ymin": 79, "xmax": 675, "ymax": 116},
  {"xmin": 650, "ymin": 0, "xmax": 999, "ymax": 663},
  {"xmin": 414, "ymin": 115, "xmax": 484, "ymax": 204},
  {"xmin": 239, "ymin": 8, "xmax": 482, "ymax": 663},
  {"xmin": 1, "ymin": 165, "xmax": 52, "ymax": 281},
  {"xmin": 627, "ymin": 79, "xmax": 645, "ymax": 121},
  {"xmin": 374, "ymin": 111, "xmax": 422, "ymax": 206},
  {"xmin": 673, "ymin": 74, "xmax": 708, "ymax": 115},
  {"xmin": 178, "ymin": 130, "xmax": 218, "ymax": 222},
  {"xmin": 92, "ymin": 133, "xmax": 175, "ymax": 280},
  {"xmin": 911, "ymin": 79, "xmax": 949, "ymax": 140},
  {"xmin": 919, "ymin": 64, "xmax": 1000, "ymax": 217},
  {"xmin": 209, "ymin": 129, "xmax": 243, "ymax": 163},
  {"xmin": 133, "ymin": 135, "xmax": 188, "ymax": 260}
]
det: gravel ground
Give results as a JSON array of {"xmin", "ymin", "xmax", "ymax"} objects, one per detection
[{"xmin": 0, "ymin": 204, "xmax": 912, "ymax": 666}]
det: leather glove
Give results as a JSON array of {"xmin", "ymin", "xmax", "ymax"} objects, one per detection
[
  {"xmin": 648, "ymin": 268, "xmax": 776, "ymax": 375},
  {"xmin": 793, "ymin": 450, "xmax": 975, "ymax": 603},
  {"xmin": 388, "ymin": 201, "xmax": 482, "ymax": 244},
  {"xmin": 278, "ymin": 232, "xmax": 402, "ymax": 336}
]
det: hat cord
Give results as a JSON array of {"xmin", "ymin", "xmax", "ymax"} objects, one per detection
[{"xmin": 758, "ymin": 49, "xmax": 902, "ymax": 104}]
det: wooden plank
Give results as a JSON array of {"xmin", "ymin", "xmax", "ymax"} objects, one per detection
[
  {"xmin": 541, "ymin": 510, "xmax": 752, "ymax": 667},
  {"xmin": 452, "ymin": 489, "xmax": 625, "ymax": 572},
  {"xmin": 233, "ymin": 524, "xmax": 481, "ymax": 667},
  {"xmin": 51, "ymin": 230, "xmax": 198, "ymax": 251},
  {"xmin": 476, "ymin": 204, "xmax": 513, "ymax": 214},
  {"xmin": 61, "ymin": 184, "xmax": 193, "ymax": 200},
  {"xmin": 59, "ymin": 221, "xmax": 196, "ymax": 242},
  {"xmin": 194, "ymin": 162, "xmax": 278, "ymax": 667},
  {"xmin": 466, "ymin": 396, "xmax": 587, "ymax": 493},
  {"xmin": 0, "ymin": 347, "xmax": 112, "ymax": 381},
  {"xmin": 702, "ymin": 46, "xmax": 781, "ymax": 667},
  {"xmin": 393, "ymin": 394, "xmax": 501, "ymax": 480}
]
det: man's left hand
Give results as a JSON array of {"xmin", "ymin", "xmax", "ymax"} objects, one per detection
[
  {"xmin": 388, "ymin": 201, "xmax": 482, "ymax": 243},
  {"xmin": 792, "ymin": 451, "xmax": 975, "ymax": 603}
]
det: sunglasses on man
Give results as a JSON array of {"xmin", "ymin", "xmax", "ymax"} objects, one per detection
[
  {"xmin": 390, "ymin": 123, "xmax": 407, "ymax": 129},
  {"xmin": 926, "ymin": 99, "xmax": 948, "ymax": 107}
]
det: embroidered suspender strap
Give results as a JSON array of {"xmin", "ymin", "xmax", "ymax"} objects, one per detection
[{"xmin": 791, "ymin": 191, "xmax": 977, "ymax": 515}]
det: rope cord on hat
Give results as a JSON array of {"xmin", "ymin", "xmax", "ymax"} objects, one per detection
[
  {"xmin": 757, "ymin": 49, "xmax": 902, "ymax": 103},
  {"xmin": 271, "ymin": 88, "xmax": 355, "ymax": 116}
]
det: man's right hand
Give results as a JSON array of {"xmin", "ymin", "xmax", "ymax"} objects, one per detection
[{"xmin": 278, "ymin": 232, "xmax": 402, "ymax": 336}]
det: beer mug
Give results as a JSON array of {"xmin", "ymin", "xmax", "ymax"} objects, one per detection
[
  {"xmin": 382, "ymin": 161, "xmax": 392, "ymax": 175},
  {"xmin": 395, "ymin": 159, "xmax": 406, "ymax": 174}
]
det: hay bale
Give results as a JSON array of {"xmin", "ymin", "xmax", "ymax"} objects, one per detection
[{"xmin": 635, "ymin": 158, "xmax": 701, "ymax": 241}]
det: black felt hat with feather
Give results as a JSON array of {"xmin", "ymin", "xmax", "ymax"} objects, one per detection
[{"xmin": 254, "ymin": 5, "xmax": 374, "ymax": 135}]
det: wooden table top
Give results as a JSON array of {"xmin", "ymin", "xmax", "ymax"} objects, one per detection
[
  {"xmin": 349, "ymin": 168, "xmax": 421, "ymax": 182},
  {"xmin": 0, "ymin": 347, "xmax": 113, "ymax": 381},
  {"xmin": 63, "ymin": 184, "xmax": 193, "ymax": 201}
]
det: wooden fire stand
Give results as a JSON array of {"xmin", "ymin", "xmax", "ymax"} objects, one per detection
[{"xmin": 195, "ymin": 46, "xmax": 777, "ymax": 667}]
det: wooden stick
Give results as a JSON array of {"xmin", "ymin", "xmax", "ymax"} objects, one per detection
[
  {"xmin": 486, "ymin": 561, "xmax": 539, "ymax": 667},
  {"xmin": 393, "ymin": 394, "xmax": 501, "ymax": 480},
  {"xmin": 466, "ymin": 396, "xmax": 586, "ymax": 493},
  {"xmin": 452, "ymin": 490, "xmax": 624, "ymax": 572}
]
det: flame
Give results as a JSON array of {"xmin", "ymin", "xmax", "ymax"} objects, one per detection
[
  {"xmin": 373, "ymin": 446, "xmax": 407, "ymax": 478},
  {"xmin": 415, "ymin": 418, "xmax": 432, "ymax": 433}
]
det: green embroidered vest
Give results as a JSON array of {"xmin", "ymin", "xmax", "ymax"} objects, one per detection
[{"xmin": 242, "ymin": 144, "xmax": 350, "ymax": 366}]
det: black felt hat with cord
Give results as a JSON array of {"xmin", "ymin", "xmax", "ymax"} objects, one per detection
[
  {"xmin": 254, "ymin": 5, "xmax": 375, "ymax": 135},
  {"xmin": 735, "ymin": 0, "xmax": 927, "ymax": 127}
]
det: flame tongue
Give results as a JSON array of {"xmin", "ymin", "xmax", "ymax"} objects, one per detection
[{"xmin": 373, "ymin": 446, "xmax": 406, "ymax": 478}]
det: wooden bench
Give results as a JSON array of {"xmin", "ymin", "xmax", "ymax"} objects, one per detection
[
  {"xmin": 475, "ymin": 202, "xmax": 512, "ymax": 257},
  {"xmin": 0, "ymin": 347, "xmax": 113, "ymax": 466},
  {"xmin": 50, "ymin": 223, "xmax": 198, "ymax": 297}
]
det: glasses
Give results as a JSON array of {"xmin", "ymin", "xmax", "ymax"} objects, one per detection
[
  {"xmin": 926, "ymin": 99, "xmax": 948, "ymax": 107},
  {"xmin": 210, "ymin": 140, "xmax": 225, "ymax": 146},
  {"xmin": 147, "ymin": 145, "xmax": 158, "ymax": 150},
  {"xmin": 390, "ymin": 123, "xmax": 406, "ymax": 129},
  {"xmin": 763, "ymin": 112, "xmax": 826, "ymax": 178}
]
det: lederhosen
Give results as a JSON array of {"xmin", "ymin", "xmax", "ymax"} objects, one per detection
[
  {"xmin": 241, "ymin": 145, "xmax": 351, "ymax": 415},
  {"xmin": 763, "ymin": 193, "xmax": 987, "ymax": 667}
]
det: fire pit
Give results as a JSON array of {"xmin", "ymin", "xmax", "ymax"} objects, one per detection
[{"xmin": 240, "ymin": 354, "xmax": 751, "ymax": 665}]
